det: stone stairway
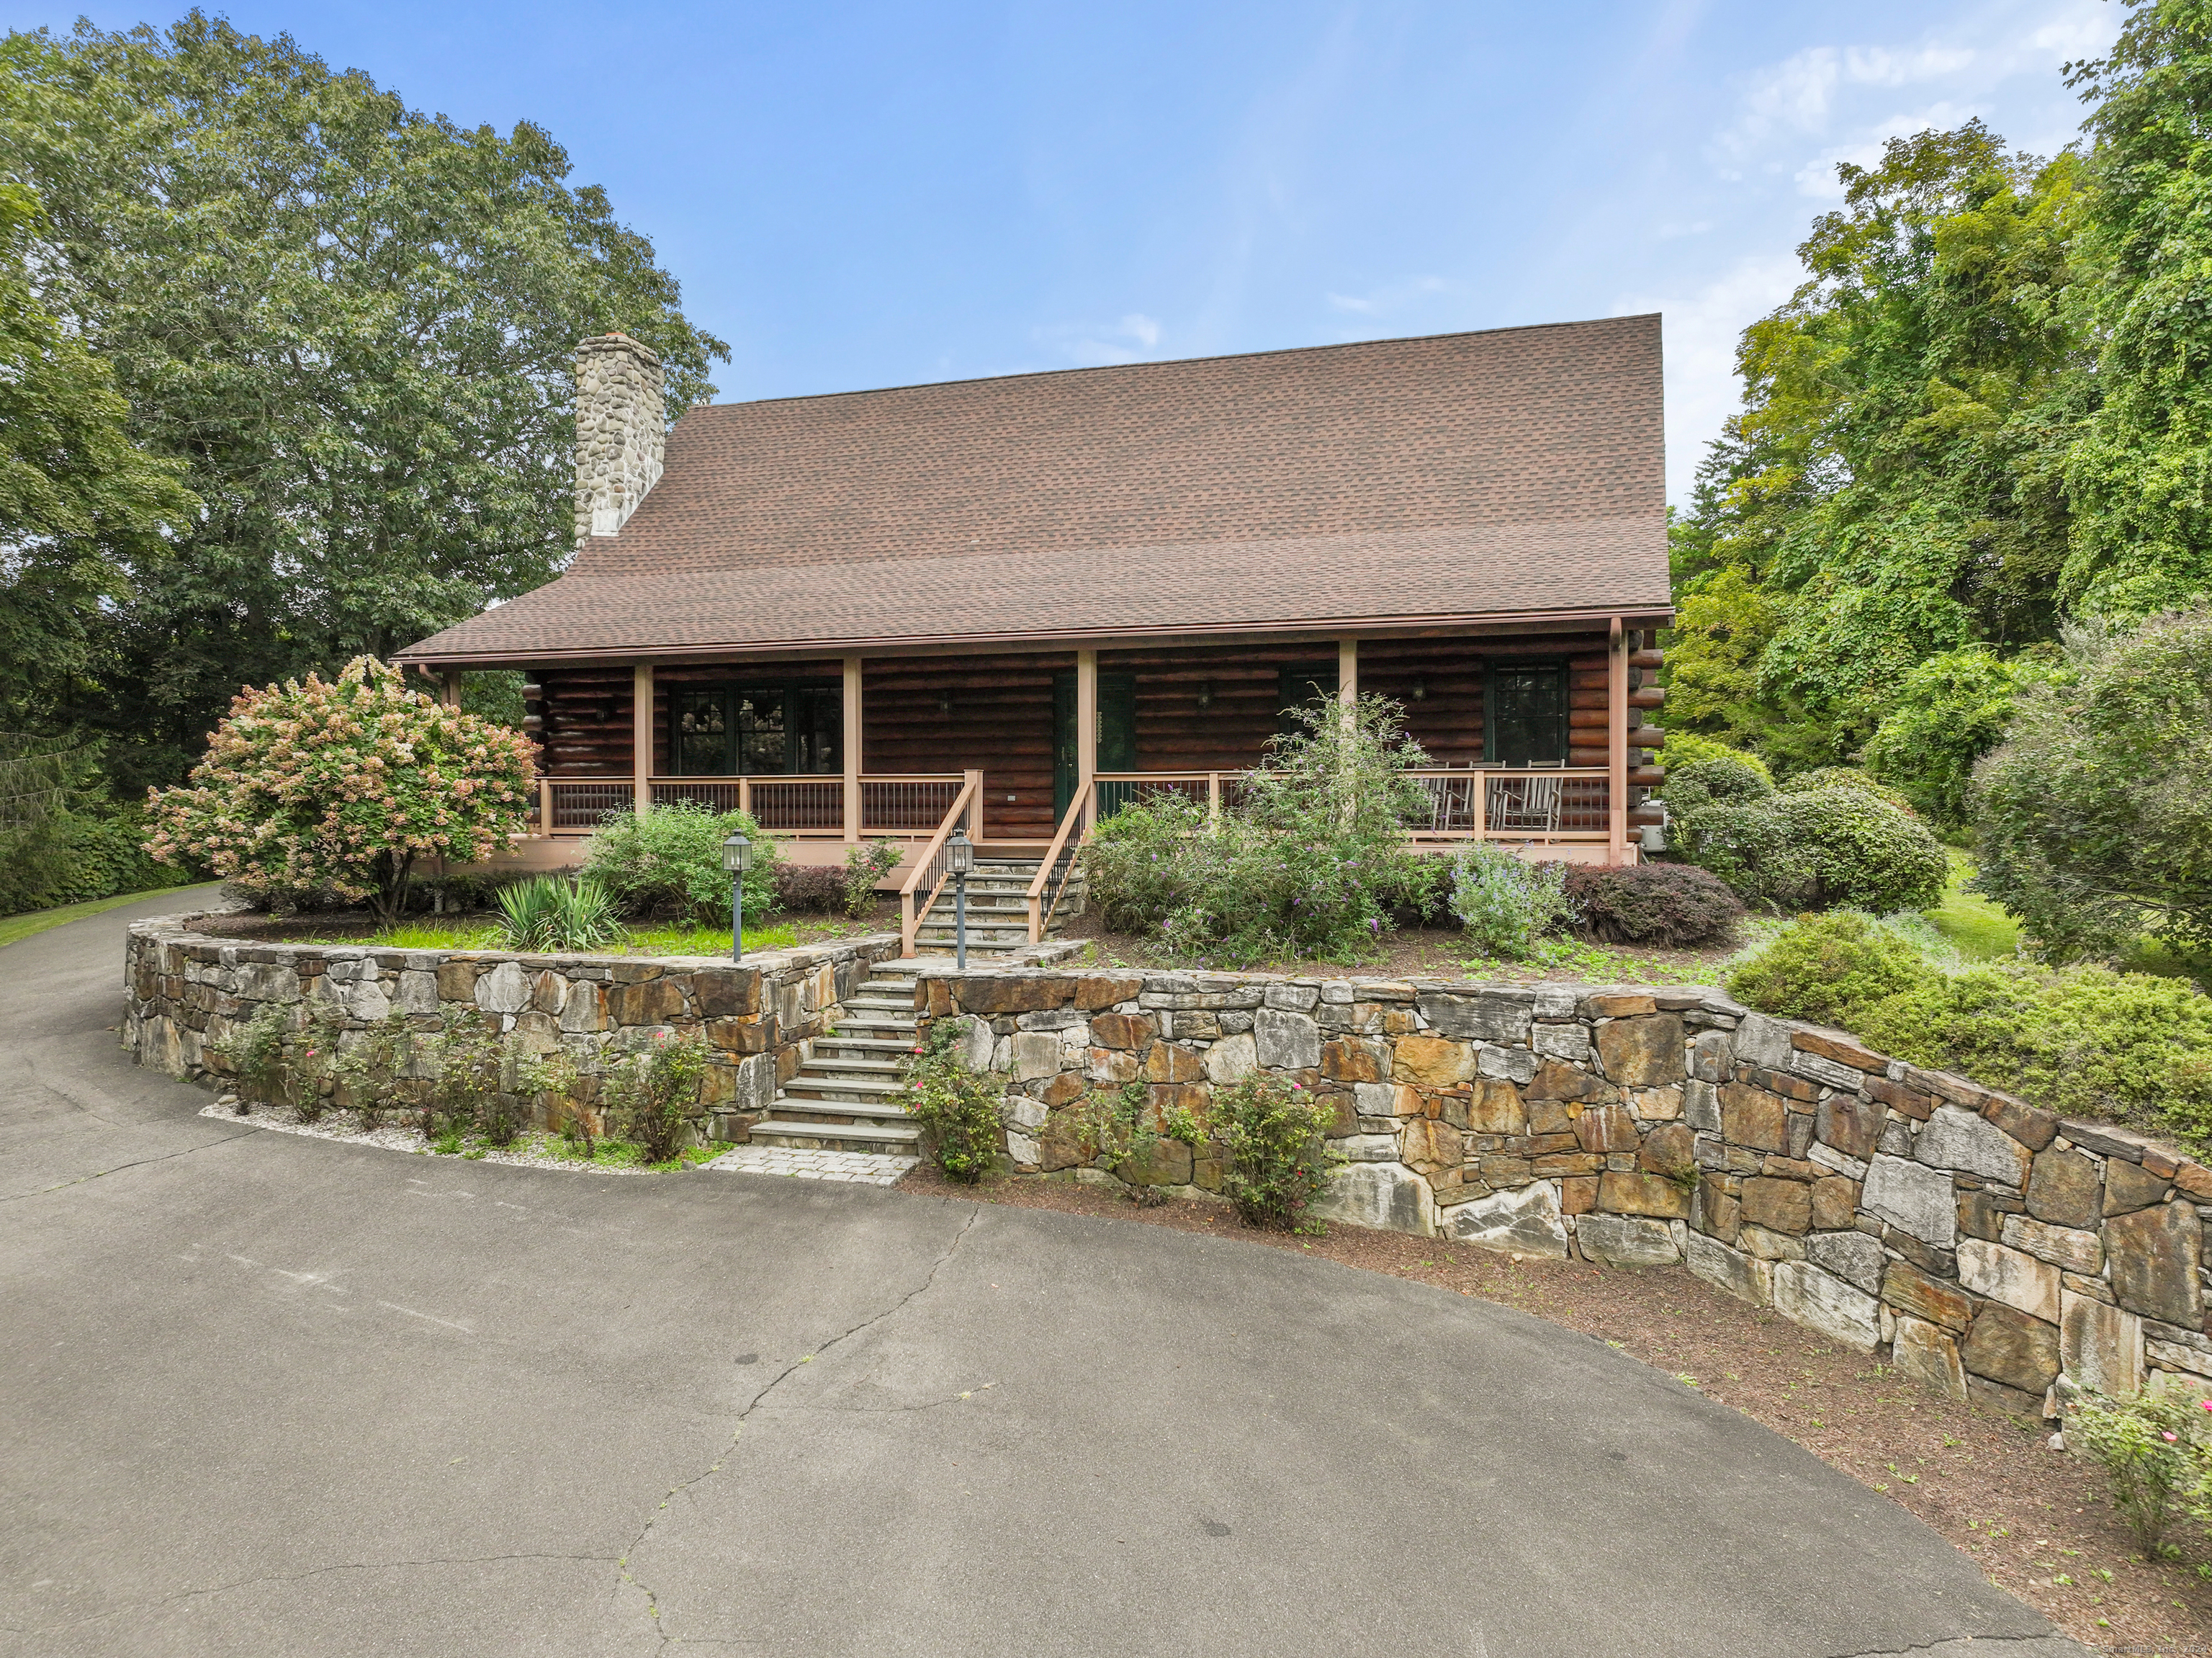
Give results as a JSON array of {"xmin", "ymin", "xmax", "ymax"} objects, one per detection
[
  {"xmin": 742, "ymin": 860, "xmax": 1084, "ymax": 1158},
  {"xmin": 747, "ymin": 960, "xmax": 927, "ymax": 1156},
  {"xmin": 911, "ymin": 856, "xmax": 1083, "ymax": 958}
]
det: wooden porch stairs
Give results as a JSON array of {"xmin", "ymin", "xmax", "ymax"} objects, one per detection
[{"xmin": 911, "ymin": 855, "xmax": 1082, "ymax": 957}]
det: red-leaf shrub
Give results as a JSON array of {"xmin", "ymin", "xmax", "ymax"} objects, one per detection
[
  {"xmin": 772, "ymin": 862, "xmax": 848, "ymax": 915},
  {"xmin": 1563, "ymin": 862, "xmax": 1743, "ymax": 947}
]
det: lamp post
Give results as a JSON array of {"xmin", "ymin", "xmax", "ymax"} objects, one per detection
[
  {"xmin": 946, "ymin": 825, "xmax": 974, "ymax": 969},
  {"xmin": 721, "ymin": 831, "xmax": 752, "ymax": 963}
]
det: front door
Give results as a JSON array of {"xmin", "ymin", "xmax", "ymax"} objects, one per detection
[
  {"xmin": 1053, "ymin": 671, "xmax": 1077, "ymax": 819},
  {"xmin": 1053, "ymin": 671, "xmax": 1138, "ymax": 820}
]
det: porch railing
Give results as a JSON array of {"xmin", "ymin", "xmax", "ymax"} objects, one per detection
[
  {"xmin": 1025, "ymin": 789, "xmax": 1091, "ymax": 943},
  {"xmin": 1088, "ymin": 767, "xmax": 1611, "ymax": 843},
  {"xmin": 899, "ymin": 771, "xmax": 983, "ymax": 957},
  {"xmin": 535, "ymin": 774, "xmax": 966, "ymax": 839}
]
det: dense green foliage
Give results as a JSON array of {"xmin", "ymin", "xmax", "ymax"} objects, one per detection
[
  {"xmin": 1729, "ymin": 913, "xmax": 2212, "ymax": 1147},
  {"xmin": 1725, "ymin": 913, "xmax": 1933, "ymax": 1028},
  {"xmin": 1666, "ymin": 1, "xmax": 2212, "ymax": 894},
  {"xmin": 1561, "ymin": 863, "xmax": 1742, "ymax": 946},
  {"xmin": 1665, "ymin": 761, "xmax": 1947, "ymax": 913},
  {"xmin": 1447, "ymin": 841, "xmax": 1569, "ymax": 959},
  {"xmin": 1861, "ymin": 647, "xmax": 2064, "ymax": 825},
  {"xmin": 0, "ymin": 734, "xmax": 196, "ymax": 916},
  {"xmin": 580, "ymin": 803, "xmax": 780, "ymax": 925},
  {"xmin": 1084, "ymin": 697, "xmax": 1438, "ymax": 966},
  {"xmin": 897, "ymin": 1018, "xmax": 1008, "ymax": 1183},
  {"xmin": 1210, "ymin": 1074, "xmax": 1344, "ymax": 1231},
  {"xmin": 0, "ymin": 14, "xmax": 724, "ymax": 794},
  {"xmin": 1974, "ymin": 613, "xmax": 2212, "ymax": 957}
]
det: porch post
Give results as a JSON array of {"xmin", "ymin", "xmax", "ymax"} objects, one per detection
[
  {"xmin": 633, "ymin": 662, "xmax": 653, "ymax": 816},
  {"xmin": 439, "ymin": 671, "xmax": 461, "ymax": 709},
  {"xmin": 1606, "ymin": 617, "xmax": 1629, "ymax": 866},
  {"xmin": 1076, "ymin": 648, "xmax": 1099, "ymax": 830},
  {"xmin": 1336, "ymin": 637, "xmax": 1357, "ymax": 733},
  {"xmin": 842, "ymin": 654, "xmax": 862, "ymax": 841}
]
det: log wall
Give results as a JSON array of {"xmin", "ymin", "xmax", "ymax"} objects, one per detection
[
  {"xmin": 520, "ymin": 633, "xmax": 1667, "ymax": 828},
  {"xmin": 862, "ymin": 653, "xmax": 1073, "ymax": 841}
]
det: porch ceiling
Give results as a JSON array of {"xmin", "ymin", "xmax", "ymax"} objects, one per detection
[{"xmin": 396, "ymin": 516, "xmax": 1668, "ymax": 668}]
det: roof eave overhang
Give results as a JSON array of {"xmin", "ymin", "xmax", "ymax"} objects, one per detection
[{"xmin": 393, "ymin": 602, "xmax": 1678, "ymax": 671}]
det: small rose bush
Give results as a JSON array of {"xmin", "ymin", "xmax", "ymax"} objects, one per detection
[{"xmin": 146, "ymin": 656, "xmax": 536, "ymax": 923}]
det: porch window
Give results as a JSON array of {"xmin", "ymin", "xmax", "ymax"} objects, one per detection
[
  {"xmin": 1484, "ymin": 663, "xmax": 1568, "ymax": 766},
  {"xmin": 1277, "ymin": 663, "xmax": 1339, "ymax": 736},
  {"xmin": 670, "ymin": 683, "xmax": 841, "ymax": 775}
]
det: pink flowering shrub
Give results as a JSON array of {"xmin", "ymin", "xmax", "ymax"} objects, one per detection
[{"xmin": 145, "ymin": 657, "xmax": 536, "ymax": 923}]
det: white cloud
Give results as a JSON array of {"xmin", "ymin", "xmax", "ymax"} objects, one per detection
[
  {"xmin": 1617, "ymin": 254, "xmax": 1804, "ymax": 504},
  {"xmin": 1035, "ymin": 312, "xmax": 1164, "ymax": 367},
  {"xmin": 1323, "ymin": 274, "xmax": 1459, "ymax": 322}
]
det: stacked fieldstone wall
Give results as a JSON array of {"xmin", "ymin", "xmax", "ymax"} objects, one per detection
[
  {"xmin": 920, "ymin": 967, "xmax": 2212, "ymax": 1415},
  {"xmin": 125, "ymin": 916, "xmax": 899, "ymax": 1143}
]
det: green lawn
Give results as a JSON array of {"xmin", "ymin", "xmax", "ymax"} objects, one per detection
[
  {"xmin": 336, "ymin": 918, "xmax": 801, "ymax": 956},
  {"xmin": 1920, "ymin": 855, "xmax": 2021, "ymax": 962},
  {"xmin": 0, "ymin": 881, "xmax": 221, "ymax": 951}
]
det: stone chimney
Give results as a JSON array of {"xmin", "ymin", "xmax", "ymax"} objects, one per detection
[{"xmin": 573, "ymin": 333, "xmax": 665, "ymax": 546}]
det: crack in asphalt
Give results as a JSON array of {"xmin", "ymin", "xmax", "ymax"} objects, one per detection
[
  {"xmin": 0, "ymin": 1121, "xmax": 253, "ymax": 1203},
  {"xmin": 10, "ymin": 1551, "xmax": 622, "ymax": 1638},
  {"xmin": 618, "ymin": 1205, "xmax": 983, "ymax": 1649}
]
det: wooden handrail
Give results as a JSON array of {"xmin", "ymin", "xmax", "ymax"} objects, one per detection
[
  {"xmin": 1026, "ymin": 789, "xmax": 1090, "ymax": 943},
  {"xmin": 899, "ymin": 770, "xmax": 982, "ymax": 958}
]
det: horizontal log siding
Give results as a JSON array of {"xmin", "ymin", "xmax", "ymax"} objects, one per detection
[
  {"xmin": 528, "ymin": 665, "xmax": 632, "ymax": 778},
  {"xmin": 526, "ymin": 660, "xmax": 843, "ymax": 781},
  {"xmin": 862, "ymin": 653, "xmax": 1072, "ymax": 840},
  {"xmin": 1100, "ymin": 640, "xmax": 1344, "ymax": 772}
]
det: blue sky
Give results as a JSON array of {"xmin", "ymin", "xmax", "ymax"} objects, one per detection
[{"xmin": 4, "ymin": 0, "xmax": 2123, "ymax": 501}]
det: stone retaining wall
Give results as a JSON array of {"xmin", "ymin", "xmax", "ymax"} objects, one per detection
[
  {"xmin": 919, "ymin": 967, "xmax": 2212, "ymax": 1415},
  {"xmin": 125, "ymin": 915, "xmax": 902, "ymax": 1142}
]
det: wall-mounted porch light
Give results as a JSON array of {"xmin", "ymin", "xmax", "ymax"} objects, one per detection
[
  {"xmin": 938, "ymin": 691, "xmax": 953, "ymax": 716},
  {"xmin": 1410, "ymin": 679, "xmax": 1428, "ymax": 702},
  {"xmin": 1196, "ymin": 681, "xmax": 1213, "ymax": 711}
]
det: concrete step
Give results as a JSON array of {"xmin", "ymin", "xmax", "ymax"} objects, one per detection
[
  {"xmin": 784, "ymin": 1073, "xmax": 905, "ymax": 1099},
  {"xmin": 814, "ymin": 1036, "xmax": 916, "ymax": 1057},
  {"xmin": 796, "ymin": 1056, "xmax": 903, "ymax": 1077},
  {"xmin": 750, "ymin": 1116, "xmax": 922, "ymax": 1153}
]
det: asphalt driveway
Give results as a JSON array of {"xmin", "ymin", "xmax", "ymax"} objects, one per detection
[{"xmin": 0, "ymin": 894, "xmax": 2092, "ymax": 1657}]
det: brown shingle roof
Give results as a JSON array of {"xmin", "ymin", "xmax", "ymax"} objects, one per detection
[{"xmin": 400, "ymin": 315, "xmax": 1667, "ymax": 664}]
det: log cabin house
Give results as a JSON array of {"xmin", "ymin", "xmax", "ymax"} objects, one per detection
[{"xmin": 394, "ymin": 318, "xmax": 1673, "ymax": 952}]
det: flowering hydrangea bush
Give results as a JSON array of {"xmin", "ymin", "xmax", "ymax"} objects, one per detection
[{"xmin": 145, "ymin": 656, "xmax": 536, "ymax": 923}]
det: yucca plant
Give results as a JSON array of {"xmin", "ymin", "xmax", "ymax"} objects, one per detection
[{"xmin": 496, "ymin": 875, "xmax": 623, "ymax": 952}]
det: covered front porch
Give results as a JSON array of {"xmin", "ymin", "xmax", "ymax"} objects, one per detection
[{"xmin": 451, "ymin": 624, "xmax": 1665, "ymax": 951}]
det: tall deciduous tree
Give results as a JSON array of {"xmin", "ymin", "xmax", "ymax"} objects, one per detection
[
  {"xmin": 2064, "ymin": 0, "xmax": 2212, "ymax": 619},
  {"xmin": 1666, "ymin": 122, "xmax": 2088, "ymax": 771},
  {"xmin": 0, "ymin": 14, "xmax": 727, "ymax": 788},
  {"xmin": 0, "ymin": 177, "xmax": 195, "ymax": 735}
]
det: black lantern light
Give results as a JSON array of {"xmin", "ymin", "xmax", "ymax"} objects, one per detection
[
  {"xmin": 946, "ymin": 826, "xmax": 974, "ymax": 969},
  {"xmin": 721, "ymin": 831, "xmax": 752, "ymax": 962}
]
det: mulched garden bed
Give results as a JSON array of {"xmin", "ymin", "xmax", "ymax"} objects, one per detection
[
  {"xmin": 902, "ymin": 1164, "xmax": 2212, "ymax": 1657},
  {"xmin": 1053, "ymin": 912, "xmax": 1748, "ymax": 985}
]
